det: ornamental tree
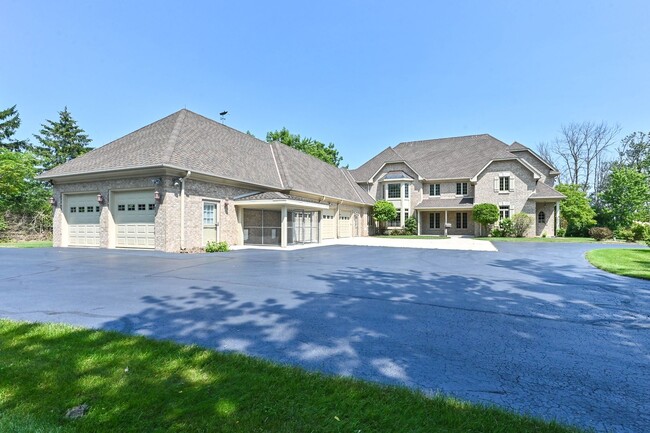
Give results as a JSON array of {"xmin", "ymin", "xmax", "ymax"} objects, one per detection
[
  {"xmin": 472, "ymin": 203, "xmax": 499, "ymax": 236},
  {"xmin": 372, "ymin": 200, "xmax": 397, "ymax": 234},
  {"xmin": 555, "ymin": 184, "xmax": 596, "ymax": 236}
]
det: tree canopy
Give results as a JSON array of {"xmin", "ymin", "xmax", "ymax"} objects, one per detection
[
  {"xmin": 472, "ymin": 203, "xmax": 499, "ymax": 235},
  {"xmin": 618, "ymin": 131, "xmax": 650, "ymax": 176},
  {"xmin": 555, "ymin": 184, "xmax": 597, "ymax": 236},
  {"xmin": 0, "ymin": 149, "xmax": 50, "ymax": 216},
  {"xmin": 0, "ymin": 105, "xmax": 29, "ymax": 152},
  {"xmin": 599, "ymin": 167, "xmax": 650, "ymax": 230},
  {"xmin": 34, "ymin": 107, "xmax": 92, "ymax": 171},
  {"xmin": 266, "ymin": 128, "xmax": 343, "ymax": 167}
]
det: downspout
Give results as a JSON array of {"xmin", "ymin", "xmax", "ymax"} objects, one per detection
[{"xmin": 180, "ymin": 171, "xmax": 191, "ymax": 250}]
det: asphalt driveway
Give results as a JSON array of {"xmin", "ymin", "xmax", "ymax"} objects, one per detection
[{"xmin": 1, "ymin": 243, "xmax": 649, "ymax": 433}]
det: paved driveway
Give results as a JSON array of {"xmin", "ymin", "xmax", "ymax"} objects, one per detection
[{"xmin": 1, "ymin": 243, "xmax": 649, "ymax": 433}]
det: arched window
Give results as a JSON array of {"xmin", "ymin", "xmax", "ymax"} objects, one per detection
[{"xmin": 538, "ymin": 211, "xmax": 546, "ymax": 223}]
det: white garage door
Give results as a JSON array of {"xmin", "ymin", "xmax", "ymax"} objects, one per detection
[
  {"xmin": 339, "ymin": 211, "xmax": 352, "ymax": 238},
  {"xmin": 114, "ymin": 190, "xmax": 156, "ymax": 249},
  {"xmin": 321, "ymin": 210, "xmax": 336, "ymax": 239},
  {"xmin": 65, "ymin": 194, "xmax": 101, "ymax": 247}
]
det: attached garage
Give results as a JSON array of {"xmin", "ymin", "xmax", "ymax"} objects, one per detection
[
  {"xmin": 338, "ymin": 211, "xmax": 352, "ymax": 238},
  {"xmin": 113, "ymin": 190, "xmax": 156, "ymax": 248},
  {"xmin": 65, "ymin": 193, "xmax": 101, "ymax": 247},
  {"xmin": 321, "ymin": 210, "xmax": 336, "ymax": 239}
]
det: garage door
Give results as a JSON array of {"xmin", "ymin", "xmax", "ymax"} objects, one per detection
[
  {"xmin": 339, "ymin": 211, "xmax": 352, "ymax": 238},
  {"xmin": 114, "ymin": 190, "xmax": 156, "ymax": 248},
  {"xmin": 65, "ymin": 194, "xmax": 101, "ymax": 247},
  {"xmin": 321, "ymin": 210, "xmax": 336, "ymax": 239}
]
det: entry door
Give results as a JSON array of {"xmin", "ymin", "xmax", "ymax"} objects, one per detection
[{"xmin": 202, "ymin": 202, "xmax": 218, "ymax": 244}]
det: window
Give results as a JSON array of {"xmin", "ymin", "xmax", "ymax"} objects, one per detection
[
  {"xmin": 538, "ymin": 211, "xmax": 546, "ymax": 223},
  {"xmin": 404, "ymin": 183, "xmax": 409, "ymax": 198},
  {"xmin": 118, "ymin": 204, "xmax": 125, "ymax": 211},
  {"xmin": 78, "ymin": 206, "xmax": 85, "ymax": 213},
  {"xmin": 127, "ymin": 204, "xmax": 135, "ymax": 211},
  {"xmin": 387, "ymin": 184, "xmax": 401, "ymax": 198},
  {"xmin": 203, "ymin": 203, "xmax": 215, "ymax": 225},
  {"xmin": 148, "ymin": 204, "xmax": 155, "ymax": 210},
  {"xmin": 95, "ymin": 206, "xmax": 100, "ymax": 212},
  {"xmin": 70, "ymin": 207, "xmax": 76, "ymax": 213},
  {"xmin": 456, "ymin": 212, "xmax": 468, "ymax": 229},
  {"xmin": 500, "ymin": 205, "xmax": 510, "ymax": 220},
  {"xmin": 138, "ymin": 204, "xmax": 146, "ymax": 211},
  {"xmin": 430, "ymin": 212, "xmax": 440, "ymax": 229},
  {"xmin": 86, "ymin": 206, "xmax": 93, "ymax": 213},
  {"xmin": 404, "ymin": 210, "xmax": 409, "ymax": 221},
  {"xmin": 456, "ymin": 182, "xmax": 468, "ymax": 195},
  {"xmin": 388, "ymin": 209, "xmax": 401, "ymax": 227},
  {"xmin": 499, "ymin": 176, "xmax": 510, "ymax": 192},
  {"xmin": 429, "ymin": 184, "xmax": 440, "ymax": 196}
]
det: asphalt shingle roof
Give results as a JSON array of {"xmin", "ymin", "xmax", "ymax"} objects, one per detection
[
  {"xmin": 234, "ymin": 192, "xmax": 318, "ymax": 203},
  {"xmin": 40, "ymin": 109, "xmax": 374, "ymax": 205},
  {"xmin": 529, "ymin": 182, "xmax": 566, "ymax": 200},
  {"xmin": 415, "ymin": 197, "xmax": 475, "ymax": 209}
]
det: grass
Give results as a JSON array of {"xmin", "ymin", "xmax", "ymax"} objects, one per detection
[
  {"xmin": 374, "ymin": 235, "xmax": 448, "ymax": 239},
  {"xmin": 586, "ymin": 248, "xmax": 650, "ymax": 280},
  {"xmin": 476, "ymin": 237, "xmax": 598, "ymax": 243},
  {"xmin": 0, "ymin": 319, "xmax": 585, "ymax": 433},
  {"xmin": 0, "ymin": 240, "xmax": 52, "ymax": 248}
]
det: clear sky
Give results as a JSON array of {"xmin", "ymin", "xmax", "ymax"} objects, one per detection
[{"xmin": 2, "ymin": 1, "xmax": 649, "ymax": 168}]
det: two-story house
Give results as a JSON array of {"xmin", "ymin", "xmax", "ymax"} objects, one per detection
[{"xmin": 350, "ymin": 134, "xmax": 565, "ymax": 237}]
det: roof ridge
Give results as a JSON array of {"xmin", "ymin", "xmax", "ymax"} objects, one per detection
[
  {"xmin": 341, "ymin": 168, "xmax": 366, "ymax": 203},
  {"xmin": 162, "ymin": 109, "xmax": 187, "ymax": 164},
  {"xmin": 179, "ymin": 108, "xmax": 271, "ymax": 146},
  {"xmin": 269, "ymin": 141, "xmax": 285, "ymax": 189},
  {"xmin": 396, "ymin": 133, "xmax": 493, "ymax": 147},
  {"xmin": 271, "ymin": 141, "xmax": 294, "ymax": 189}
]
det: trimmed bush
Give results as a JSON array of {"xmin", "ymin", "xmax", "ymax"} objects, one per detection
[
  {"xmin": 205, "ymin": 241, "xmax": 229, "ymax": 252},
  {"xmin": 556, "ymin": 228, "xmax": 566, "ymax": 237},
  {"xmin": 372, "ymin": 200, "xmax": 397, "ymax": 235},
  {"xmin": 630, "ymin": 222, "xmax": 650, "ymax": 241},
  {"xmin": 404, "ymin": 216, "xmax": 417, "ymax": 235},
  {"xmin": 389, "ymin": 229, "xmax": 406, "ymax": 236},
  {"xmin": 472, "ymin": 203, "xmax": 499, "ymax": 236},
  {"xmin": 490, "ymin": 218, "xmax": 514, "ymax": 237},
  {"xmin": 511, "ymin": 213, "xmax": 532, "ymax": 237},
  {"xmin": 588, "ymin": 227, "xmax": 613, "ymax": 241},
  {"xmin": 614, "ymin": 228, "xmax": 635, "ymax": 242}
]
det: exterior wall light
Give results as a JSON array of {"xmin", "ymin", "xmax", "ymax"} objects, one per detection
[
  {"xmin": 49, "ymin": 196, "xmax": 57, "ymax": 207},
  {"xmin": 154, "ymin": 190, "xmax": 161, "ymax": 202},
  {"xmin": 97, "ymin": 193, "xmax": 105, "ymax": 204}
]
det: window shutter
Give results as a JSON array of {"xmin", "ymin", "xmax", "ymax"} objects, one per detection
[
  {"xmin": 509, "ymin": 176, "xmax": 515, "ymax": 192},
  {"xmin": 494, "ymin": 176, "xmax": 499, "ymax": 192}
]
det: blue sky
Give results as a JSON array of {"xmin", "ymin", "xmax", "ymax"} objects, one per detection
[{"xmin": 2, "ymin": 1, "xmax": 649, "ymax": 168}]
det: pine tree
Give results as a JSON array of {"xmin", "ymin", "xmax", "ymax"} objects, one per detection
[
  {"xmin": 34, "ymin": 107, "xmax": 92, "ymax": 170},
  {"xmin": 0, "ymin": 105, "xmax": 29, "ymax": 151}
]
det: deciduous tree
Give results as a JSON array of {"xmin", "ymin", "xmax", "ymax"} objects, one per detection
[
  {"xmin": 266, "ymin": 128, "xmax": 343, "ymax": 167},
  {"xmin": 599, "ymin": 167, "xmax": 650, "ymax": 230},
  {"xmin": 555, "ymin": 184, "xmax": 597, "ymax": 236}
]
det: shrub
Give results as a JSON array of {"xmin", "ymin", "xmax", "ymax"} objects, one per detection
[
  {"xmin": 630, "ymin": 222, "xmax": 650, "ymax": 241},
  {"xmin": 404, "ymin": 216, "xmax": 417, "ymax": 235},
  {"xmin": 542, "ymin": 232, "xmax": 547, "ymax": 238},
  {"xmin": 614, "ymin": 228, "xmax": 635, "ymax": 242},
  {"xmin": 556, "ymin": 228, "xmax": 566, "ymax": 237},
  {"xmin": 588, "ymin": 227, "xmax": 613, "ymax": 241},
  {"xmin": 389, "ymin": 229, "xmax": 406, "ymax": 236},
  {"xmin": 372, "ymin": 200, "xmax": 397, "ymax": 234},
  {"xmin": 490, "ymin": 228, "xmax": 503, "ymax": 237},
  {"xmin": 499, "ymin": 218, "xmax": 514, "ymax": 237},
  {"xmin": 511, "ymin": 213, "xmax": 532, "ymax": 237},
  {"xmin": 205, "ymin": 241, "xmax": 229, "ymax": 252}
]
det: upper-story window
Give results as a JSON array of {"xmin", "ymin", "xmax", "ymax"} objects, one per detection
[
  {"xmin": 404, "ymin": 183, "xmax": 409, "ymax": 198},
  {"xmin": 456, "ymin": 182, "xmax": 468, "ymax": 196},
  {"xmin": 387, "ymin": 184, "xmax": 401, "ymax": 199},
  {"xmin": 499, "ymin": 176, "xmax": 510, "ymax": 191},
  {"xmin": 429, "ymin": 184, "xmax": 440, "ymax": 196}
]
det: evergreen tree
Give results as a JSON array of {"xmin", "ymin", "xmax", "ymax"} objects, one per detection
[
  {"xmin": 34, "ymin": 107, "xmax": 92, "ymax": 170},
  {"xmin": 0, "ymin": 105, "xmax": 29, "ymax": 151}
]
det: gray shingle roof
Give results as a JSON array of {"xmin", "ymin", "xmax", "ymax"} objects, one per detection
[
  {"xmin": 509, "ymin": 141, "xmax": 528, "ymax": 151},
  {"xmin": 529, "ymin": 182, "xmax": 566, "ymax": 200},
  {"xmin": 415, "ymin": 197, "xmax": 475, "ymax": 209},
  {"xmin": 349, "ymin": 147, "xmax": 404, "ymax": 182},
  {"xmin": 40, "ymin": 109, "xmax": 374, "ymax": 206},
  {"xmin": 234, "ymin": 192, "xmax": 318, "ymax": 203}
]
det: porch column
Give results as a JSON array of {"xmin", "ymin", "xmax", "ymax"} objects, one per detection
[
  {"xmin": 318, "ymin": 211, "xmax": 323, "ymax": 243},
  {"xmin": 555, "ymin": 201, "xmax": 561, "ymax": 236},
  {"xmin": 444, "ymin": 210, "xmax": 448, "ymax": 236},
  {"xmin": 417, "ymin": 210, "xmax": 421, "ymax": 236},
  {"xmin": 281, "ymin": 205, "xmax": 288, "ymax": 248}
]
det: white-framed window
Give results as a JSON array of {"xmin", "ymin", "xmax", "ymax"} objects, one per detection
[
  {"xmin": 456, "ymin": 212, "xmax": 468, "ymax": 229},
  {"xmin": 118, "ymin": 204, "xmax": 125, "ymax": 211},
  {"xmin": 538, "ymin": 211, "xmax": 546, "ymax": 223},
  {"xmin": 456, "ymin": 182, "xmax": 468, "ymax": 196},
  {"xmin": 430, "ymin": 184, "xmax": 440, "ymax": 196},
  {"xmin": 430, "ymin": 212, "xmax": 440, "ymax": 229},
  {"xmin": 404, "ymin": 183, "xmax": 409, "ymax": 198},
  {"xmin": 388, "ymin": 209, "xmax": 401, "ymax": 227},
  {"xmin": 387, "ymin": 184, "xmax": 401, "ymax": 199},
  {"xmin": 499, "ymin": 176, "xmax": 510, "ymax": 191},
  {"xmin": 500, "ymin": 205, "xmax": 510, "ymax": 220},
  {"xmin": 203, "ymin": 202, "xmax": 216, "ymax": 225}
]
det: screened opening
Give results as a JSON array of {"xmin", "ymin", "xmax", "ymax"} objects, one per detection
[{"xmin": 243, "ymin": 209, "xmax": 319, "ymax": 246}]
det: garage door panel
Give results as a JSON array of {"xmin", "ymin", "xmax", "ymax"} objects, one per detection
[
  {"xmin": 114, "ymin": 191, "xmax": 156, "ymax": 249},
  {"xmin": 322, "ymin": 210, "xmax": 336, "ymax": 239},
  {"xmin": 65, "ymin": 193, "xmax": 101, "ymax": 247},
  {"xmin": 339, "ymin": 211, "xmax": 352, "ymax": 238}
]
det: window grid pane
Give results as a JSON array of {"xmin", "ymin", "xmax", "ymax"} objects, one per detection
[{"xmin": 387, "ymin": 184, "xmax": 400, "ymax": 198}]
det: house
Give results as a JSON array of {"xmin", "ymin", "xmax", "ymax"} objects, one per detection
[
  {"xmin": 350, "ymin": 135, "xmax": 565, "ymax": 237},
  {"xmin": 39, "ymin": 109, "xmax": 565, "ymax": 251}
]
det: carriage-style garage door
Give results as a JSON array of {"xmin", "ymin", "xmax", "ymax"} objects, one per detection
[
  {"xmin": 338, "ymin": 211, "xmax": 352, "ymax": 238},
  {"xmin": 321, "ymin": 210, "xmax": 336, "ymax": 239},
  {"xmin": 65, "ymin": 194, "xmax": 101, "ymax": 247},
  {"xmin": 113, "ymin": 190, "xmax": 156, "ymax": 248}
]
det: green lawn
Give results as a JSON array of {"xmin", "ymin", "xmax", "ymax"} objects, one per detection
[
  {"xmin": 0, "ymin": 320, "xmax": 584, "ymax": 433},
  {"xmin": 586, "ymin": 248, "xmax": 650, "ymax": 280},
  {"xmin": 476, "ymin": 237, "xmax": 597, "ymax": 243},
  {"xmin": 374, "ymin": 235, "xmax": 448, "ymax": 239},
  {"xmin": 0, "ymin": 240, "xmax": 53, "ymax": 248}
]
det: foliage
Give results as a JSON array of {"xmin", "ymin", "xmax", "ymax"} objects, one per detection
[
  {"xmin": 614, "ymin": 228, "xmax": 635, "ymax": 242},
  {"xmin": 555, "ymin": 184, "xmax": 597, "ymax": 236},
  {"xmin": 0, "ymin": 105, "xmax": 29, "ymax": 152},
  {"xmin": 511, "ymin": 213, "xmax": 532, "ymax": 237},
  {"xmin": 618, "ymin": 131, "xmax": 650, "ymax": 175},
  {"xmin": 587, "ymin": 249, "xmax": 650, "ymax": 280},
  {"xmin": 0, "ymin": 319, "xmax": 585, "ymax": 433},
  {"xmin": 372, "ymin": 201, "xmax": 397, "ymax": 234},
  {"xmin": 266, "ymin": 127, "xmax": 342, "ymax": 167},
  {"xmin": 588, "ymin": 227, "xmax": 613, "ymax": 241},
  {"xmin": 556, "ymin": 228, "xmax": 566, "ymax": 237},
  {"xmin": 389, "ymin": 228, "xmax": 406, "ymax": 235},
  {"xmin": 472, "ymin": 203, "xmax": 499, "ymax": 235},
  {"xmin": 205, "ymin": 241, "xmax": 229, "ymax": 252},
  {"xmin": 631, "ymin": 222, "xmax": 650, "ymax": 241},
  {"xmin": 491, "ymin": 218, "xmax": 514, "ymax": 237},
  {"xmin": 0, "ymin": 149, "xmax": 51, "ymax": 215},
  {"xmin": 0, "ymin": 214, "xmax": 6, "ymax": 233},
  {"xmin": 598, "ymin": 167, "xmax": 650, "ymax": 230},
  {"xmin": 34, "ymin": 107, "xmax": 92, "ymax": 171},
  {"xmin": 404, "ymin": 216, "xmax": 417, "ymax": 235}
]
